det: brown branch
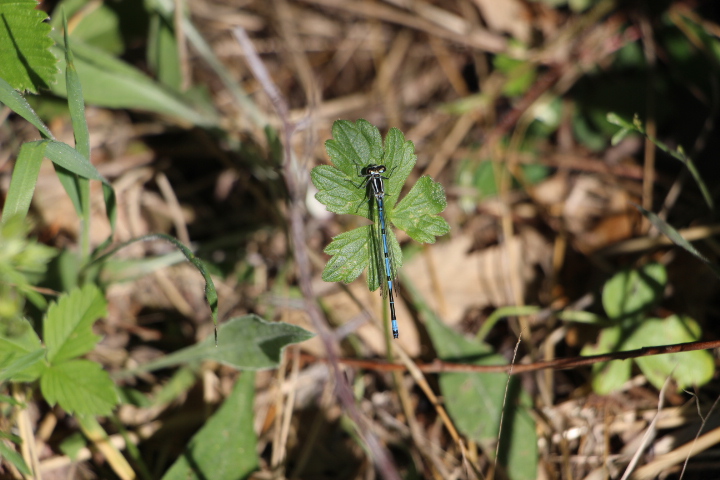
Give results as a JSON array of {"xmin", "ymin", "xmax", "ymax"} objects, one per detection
[{"xmin": 301, "ymin": 339, "xmax": 720, "ymax": 375}]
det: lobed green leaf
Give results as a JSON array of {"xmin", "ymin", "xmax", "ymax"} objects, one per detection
[
  {"xmin": 313, "ymin": 119, "xmax": 448, "ymax": 295},
  {"xmin": 311, "ymin": 164, "xmax": 368, "ymax": 217},
  {"xmin": 325, "ymin": 119, "xmax": 383, "ymax": 177},
  {"xmin": 40, "ymin": 359, "xmax": 119, "ymax": 416},
  {"xmin": 392, "ymin": 176, "xmax": 450, "ymax": 244},
  {"xmin": 44, "ymin": 284, "xmax": 106, "ymax": 364},
  {"xmin": 322, "ymin": 226, "xmax": 374, "ymax": 284},
  {"xmin": 381, "ymin": 127, "xmax": 416, "ymax": 207}
]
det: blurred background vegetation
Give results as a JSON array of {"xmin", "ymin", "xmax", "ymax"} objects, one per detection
[{"xmin": 3, "ymin": 0, "xmax": 720, "ymax": 479}]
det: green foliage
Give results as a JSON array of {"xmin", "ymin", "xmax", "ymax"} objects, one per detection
[
  {"xmin": 40, "ymin": 359, "xmax": 118, "ymax": 416},
  {"xmin": 59, "ymin": 432, "xmax": 86, "ymax": 460},
  {"xmin": 0, "ymin": 318, "xmax": 45, "ymax": 382},
  {"xmin": 50, "ymin": 32, "xmax": 218, "ymax": 127},
  {"xmin": 50, "ymin": 0, "xmax": 126, "ymax": 54},
  {"xmin": 632, "ymin": 203, "xmax": 720, "ymax": 280},
  {"xmin": 0, "ymin": 216, "xmax": 57, "ymax": 315},
  {"xmin": 601, "ymin": 262, "xmax": 666, "ymax": 320},
  {"xmin": 0, "ymin": 76, "xmax": 54, "ymax": 138},
  {"xmin": 127, "ymin": 315, "xmax": 315, "ymax": 374},
  {"xmin": 0, "ymin": 436, "xmax": 32, "ymax": 475},
  {"xmin": 0, "ymin": 0, "xmax": 58, "ymax": 93},
  {"xmin": 0, "ymin": 285, "xmax": 119, "ymax": 415},
  {"xmin": 44, "ymin": 283, "xmax": 105, "ymax": 364},
  {"xmin": 582, "ymin": 263, "xmax": 714, "ymax": 393},
  {"xmin": 161, "ymin": 371, "xmax": 259, "ymax": 480},
  {"xmin": 456, "ymin": 159, "xmax": 550, "ymax": 210},
  {"xmin": 608, "ymin": 113, "xmax": 713, "ymax": 210},
  {"xmin": 423, "ymin": 301, "xmax": 537, "ymax": 480},
  {"xmin": 311, "ymin": 120, "xmax": 449, "ymax": 292},
  {"xmin": 493, "ymin": 54, "xmax": 536, "ymax": 97},
  {"xmin": 147, "ymin": 11, "xmax": 183, "ymax": 90},
  {"xmin": 91, "ymin": 233, "xmax": 220, "ymax": 341}
]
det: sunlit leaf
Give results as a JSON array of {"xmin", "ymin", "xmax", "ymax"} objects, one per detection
[
  {"xmin": 40, "ymin": 359, "xmax": 119, "ymax": 415},
  {"xmin": 44, "ymin": 284, "xmax": 106, "ymax": 364}
]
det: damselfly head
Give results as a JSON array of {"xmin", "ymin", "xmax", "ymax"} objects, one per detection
[{"xmin": 365, "ymin": 164, "xmax": 386, "ymax": 176}]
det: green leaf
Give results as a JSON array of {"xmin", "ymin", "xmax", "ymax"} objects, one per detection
[
  {"xmin": 493, "ymin": 55, "xmax": 536, "ymax": 97},
  {"xmin": 0, "ymin": 348, "xmax": 45, "ymax": 383},
  {"xmin": 40, "ymin": 359, "xmax": 119, "ymax": 415},
  {"xmin": 0, "ymin": 76, "xmax": 54, "ymax": 138},
  {"xmin": 147, "ymin": 12, "xmax": 183, "ymax": 90},
  {"xmin": 0, "ymin": 216, "xmax": 56, "ymax": 311},
  {"xmin": 607, "ymin": 113, "xmax": 713, "ymax": 210},
  {"xmin": 316, "ymin": 120, "xmax": 416, "ymax": 218},
  {"xmin": 602, "ymin": 262, "xmax": 666, "ymax": 320},
  {"xmin": 50, "ymin": 2, "xmax": 125, "ymax": 55},
  {"xmin": 392, "ymin": 176, "xmax": 450, "ymax": 244},
  {"xmin": 126, "ymin": 315, "xmax": 314, "ymax": 374},
  {"xmin": 312, "ymin": 120, "xmax": 448, "ymax": 293},
  {"xmin": 610, "ymin": 127, "xmax": 631, "ymax": 146},
  {"xmin": 49, "ymin": 34, "xmax": 218, "ymax": 127},
  {"xmin": 61, "ymin": 13, "xmax": 95, "ymax": 257},
  {"xmin": 151, "ymin": 366, "xmax": 197, "ymax": 406},
  {"xmin": 633, "ymin": 203, "xmax": 720, "ymax": 279},
  {"xmin": 1, "ymin": 141, "xmax": 45, "ymax": 223},
  {"xmin": 581, "ymin": 325, "xmax": 631, "ymax": 394},
  {"xmin": 43, "ymin": 140, "xmax": 118, "ymax": 232},
  {"xmin": 0, "ymin": 0, "xmax": 58, "ymax": 93},
  {"xmin": 0, "ymin": 440, "xmax": 32, "ymax": 476},
  {"xmin": 0, "ymin": 317, "xmax": 45, "ymax": 382},
  {"xmin": 311, "ymin": 164, "xmax": 369, "ymax": 217},
  {"xmin": 63, "ymin": 17, "xmax": 91, "ymax": 162},
  {"xmin": 44, "ymin": 140, "xmax": 107, "ymax": 182},
  {"xmin": 322, "ymin": 226, "xmax": 375, "ymax": 284},
  {"xmin": 626, "ymin": 315, "xmax": 714, "ymax": 391},
  {"xmin": 59, "ymin": 432, "xmax": 86, "ymax": 461},
  {"xmin": 161, "ymin": 371, "xmax": 259, "ymax": 480},
  {"xmin": 44, "ymin": 284, "xmax": 106, "ymax": 364},
  {"xmin": 381, "ymin": 126, "xmax": 418, "ymax": 204},
  {"xmin": 424, "ymin": 313, "xmax": 537, "ymax": 480}
]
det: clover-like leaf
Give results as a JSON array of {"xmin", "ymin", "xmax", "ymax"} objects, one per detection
[{"xmin": 311, "ymin": 119, "xmax": 448, "ymax": 292}]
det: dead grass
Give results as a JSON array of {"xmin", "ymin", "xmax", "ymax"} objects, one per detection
[{"xmin": 2, "ymin": 0, "xmax": 720, "ymax": 479}]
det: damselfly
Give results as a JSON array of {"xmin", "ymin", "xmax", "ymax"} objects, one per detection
[{"xmin": 360, "ymin": 164, "xmax": 399, "ymax": 339}]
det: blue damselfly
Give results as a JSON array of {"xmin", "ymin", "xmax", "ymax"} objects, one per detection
[{"xmin": 361, "ymin": 164, "xmax": 399, "ymax": 339}]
